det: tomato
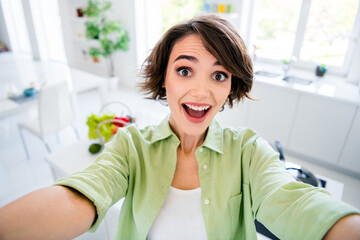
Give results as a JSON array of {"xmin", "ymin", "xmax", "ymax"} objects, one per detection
[
  {"xmin": 113, "ymin": 116, "xmax": 130, "ymax": 127},
  {"xmin": 112, "ymin": 125, "xmax": 119, "ymax": 134}
]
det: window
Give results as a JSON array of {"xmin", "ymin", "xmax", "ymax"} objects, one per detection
[
  {"xmin": 1, "ymin": 0, "xmax": 66, "ymax": 62},
  {"xmin": 253, "ymin": 0, "xmax": 360, "ymax": 75},
  {"xmin": 299, "ymin": 0, "xmax": 358, "ymax": 67},
  {"xmin": 36, "ymin": 0, "xmax": 67, "ymax": 62},
  {"xmin": 254, "ymin": 0, "xmax": 302, "ymax": 61},
  {"xmin": 161, "ymin": 0, "xmax": 203, "ymax": 34},
  {"xmin": 134, "ymin": 0, "xmax": 203, "ymax": 66},
  {"xmin": 1, "ymin": 0, "xmax": 32, "ymax": 54}
]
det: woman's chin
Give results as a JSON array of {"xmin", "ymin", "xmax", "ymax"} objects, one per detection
[{"xmin": 169, "ymin": 114, "xmax": 211, "ymax": 138}]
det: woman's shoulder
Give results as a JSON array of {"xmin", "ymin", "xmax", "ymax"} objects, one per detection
[
  {"xmin": 114, "ymin": 123, "xmax": 149, "ymax": 138},
  {"xmin": 115, "ymin": 122, "xmax": 169, "ymax": 144},
  {"xmin": 219, "ymin": 122, "xmax": 261, "ymax": 146}
]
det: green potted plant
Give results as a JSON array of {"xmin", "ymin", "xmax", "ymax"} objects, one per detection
[
  {"xmin": 82, "ymin": 0, "xmax": 111, "ymax": 18},
  {"xmin": 89, "ymin": 47, "xmax": 101, "ymax": 62},
  {"xmin": 85, "ymin": 21, "xmax": 100, "ymax": 40},
  {"xmin": 83, "ymin": 0, "xmax": 129, "ymax": 80},
  {"xmin": 315, "ymin": 64, "xmax": 327, "ymax": 77}
]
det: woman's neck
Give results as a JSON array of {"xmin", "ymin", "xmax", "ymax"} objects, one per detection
[
  {"xmin": 178, "ymin": 133, "xmax": 206, "ymax": 155},
  {"xmin": 169, "ymin": 122, "xmax": 207, "ymax": 155}
]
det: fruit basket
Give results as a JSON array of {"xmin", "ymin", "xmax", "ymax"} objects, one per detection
[{"xmin": 86, "ymin": 101, "xmax": 134, "ymax": 154}]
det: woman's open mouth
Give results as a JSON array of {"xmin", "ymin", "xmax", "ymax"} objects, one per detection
[{"xmin": 182, "ymin": 103, "xmax": 212, "ymax": 123}]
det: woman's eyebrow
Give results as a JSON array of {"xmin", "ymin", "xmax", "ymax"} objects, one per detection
[
  {"xmin": 174, "ymin": 55, "xmax": 197, "ymax": 63},
  {"xmin": 174, "ymin": 55, "xmax": 222, "ymax": 66}
]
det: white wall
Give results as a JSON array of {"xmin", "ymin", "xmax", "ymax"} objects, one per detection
[
  {"xmin": 57, "ymin": 0, "xmax": 140, "ymax": 88},
  {"xmin": 0, "ymin": 1, "xmax": 11, "ymax": 50},
  {"xmin": 110, "ymin": 0, "xmax": 139, "ymax": 89}
]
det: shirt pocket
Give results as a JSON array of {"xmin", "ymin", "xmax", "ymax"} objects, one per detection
[{"xmin": 228, "ymin": 193, "xmax": 243, "ymax": 236}]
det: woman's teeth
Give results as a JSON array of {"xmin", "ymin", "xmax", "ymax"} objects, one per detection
[
  {"xmin": 184, "ymin": 104, "xmax": 210, "ymax": 111},
  {"xmin": 183, "ymin": 103, "xmax": 211, "ymax": 119}
]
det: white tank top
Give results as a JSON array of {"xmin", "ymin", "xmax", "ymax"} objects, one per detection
[{"xmin": 147, "ymin": 186, "xmax": 208, "ymax": 240}]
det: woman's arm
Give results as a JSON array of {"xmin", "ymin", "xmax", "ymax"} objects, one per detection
[
  {"xmin": 0, "ymin": 185, "xmax": 96, "ymax": 240},
  {"xmin": 323, "ymin": 214, "xmax": 360, "ymax": 240},
  {"xmin": 244, "ymin": 136, "xmax": 360, "ymax": 239}
]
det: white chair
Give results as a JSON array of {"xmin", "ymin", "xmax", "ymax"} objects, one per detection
[{"xmin": 18, "ymin": 81, "xmax": 79, "ymax": 159}]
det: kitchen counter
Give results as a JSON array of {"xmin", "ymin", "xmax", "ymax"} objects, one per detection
[{"xmin": 253, "ymin": 62, "xmax": 360, "ymax": 106}]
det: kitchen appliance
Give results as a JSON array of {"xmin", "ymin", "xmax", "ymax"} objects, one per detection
[{"xmin": 275, "ymin": 141, "xmax": 321, "ymax": 187}]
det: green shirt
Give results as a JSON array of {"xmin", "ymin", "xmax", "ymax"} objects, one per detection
[{"xmin": 55, "ymin": 115, "xmax": 359, "ymax": 240}]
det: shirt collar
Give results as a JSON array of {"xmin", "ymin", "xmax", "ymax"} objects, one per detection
[
  {"xmin": 202, "ymin": 118, "xmax": 224, "ymax": 154},
  {"xmin": 150, "ymin": 114, "xmax": 224, "ymax": 154},
  {"xmin": 148, "ymin": 114, "xmax": 176, "ymax": 143}
]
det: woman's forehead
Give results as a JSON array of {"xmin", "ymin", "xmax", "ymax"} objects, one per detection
[{"xmin": 169, "ymin": 34, "xmax": 215, "ymax": 62}]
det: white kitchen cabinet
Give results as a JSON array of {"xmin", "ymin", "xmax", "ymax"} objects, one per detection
[
  {"xmin": 338, "ymin": 107, "xmax": 360, "ymax": 174},
  {"xmin": 288, "ymin": 95, "xmax": 357, "ymax": 165},
  {"xmin": 216, "ymin": 99, "xmax": 249, "ymax": 128},
  {"xmin": 244, "ymin": 81, "xmax": 300, "ymax": 146}
]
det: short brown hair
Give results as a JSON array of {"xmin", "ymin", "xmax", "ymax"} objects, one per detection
[{"xmin": 139, "ymin": 14, "xmax": 253, "ymax": 108}]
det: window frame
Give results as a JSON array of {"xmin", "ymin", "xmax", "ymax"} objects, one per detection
[
  {"xmin": 136, "ymin": 0, "xmax": 360, "ymax": 80},
  {"xmin": 248, "ymin": 0, "xmax": 360, "ymax": 78}
]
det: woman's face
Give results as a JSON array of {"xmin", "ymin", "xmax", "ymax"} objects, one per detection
[{"xmin": 164, "ymin": 34, "xmax": 232, "ymax": 137}]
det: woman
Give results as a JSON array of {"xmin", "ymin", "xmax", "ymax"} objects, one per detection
[{"xmin": 0, "ymin": 14, "xmax": 359, "ymax": 240}]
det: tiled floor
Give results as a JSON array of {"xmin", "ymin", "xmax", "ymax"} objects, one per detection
[{"xmin": 0, "ymin": 54, "xmax": 359, "ymax": 239}]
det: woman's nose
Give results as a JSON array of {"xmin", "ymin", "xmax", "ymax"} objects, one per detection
[{"xmin": 189, "ymin": 78, "xmax": 210, "ymax": 99}]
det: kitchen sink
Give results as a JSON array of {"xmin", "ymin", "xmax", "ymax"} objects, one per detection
[
  {"xmin": 254, "ymin": 70, "xmax": 281, "ymax": 78},
  {"xmin": 255, "ymin": 70, "xmax": 313, "ymax": 85},
  {"xmin": 282, "ymin": 76, "xmax": 313, "ymax": 85}
]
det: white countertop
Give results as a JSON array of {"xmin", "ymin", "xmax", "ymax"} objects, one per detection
[{"xmin": 254, "ymin": 62, "xmax": 360, "ymax": 106}]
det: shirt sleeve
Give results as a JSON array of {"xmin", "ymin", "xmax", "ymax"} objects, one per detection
[
  {"xmin": 53, "ymin": 128, "xmax": 131, "ymax": 232},
  {"xmin": 247, "ymin": 137, "xmax": 360, "ymax": 240}
]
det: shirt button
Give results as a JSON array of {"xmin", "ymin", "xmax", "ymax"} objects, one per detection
[
  {"xmin": 203, "ymin": 164, "xmax": 208, "ymax": 170},
  {"xmin": 199, "ymin": 147, "xmax": 203, "ymax": 152},
  {"xmin": 204, "ymin": 199, "xmax": 210, "ymax": 205}
]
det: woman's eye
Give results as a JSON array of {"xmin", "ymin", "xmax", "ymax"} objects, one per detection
[
  {"xmin": 177, "ymin": 68, "xmax": 192, "ymax": 77},
  {"xmin": 213, "ymin": 72, "xmax": 228, "ymax": 81}
]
